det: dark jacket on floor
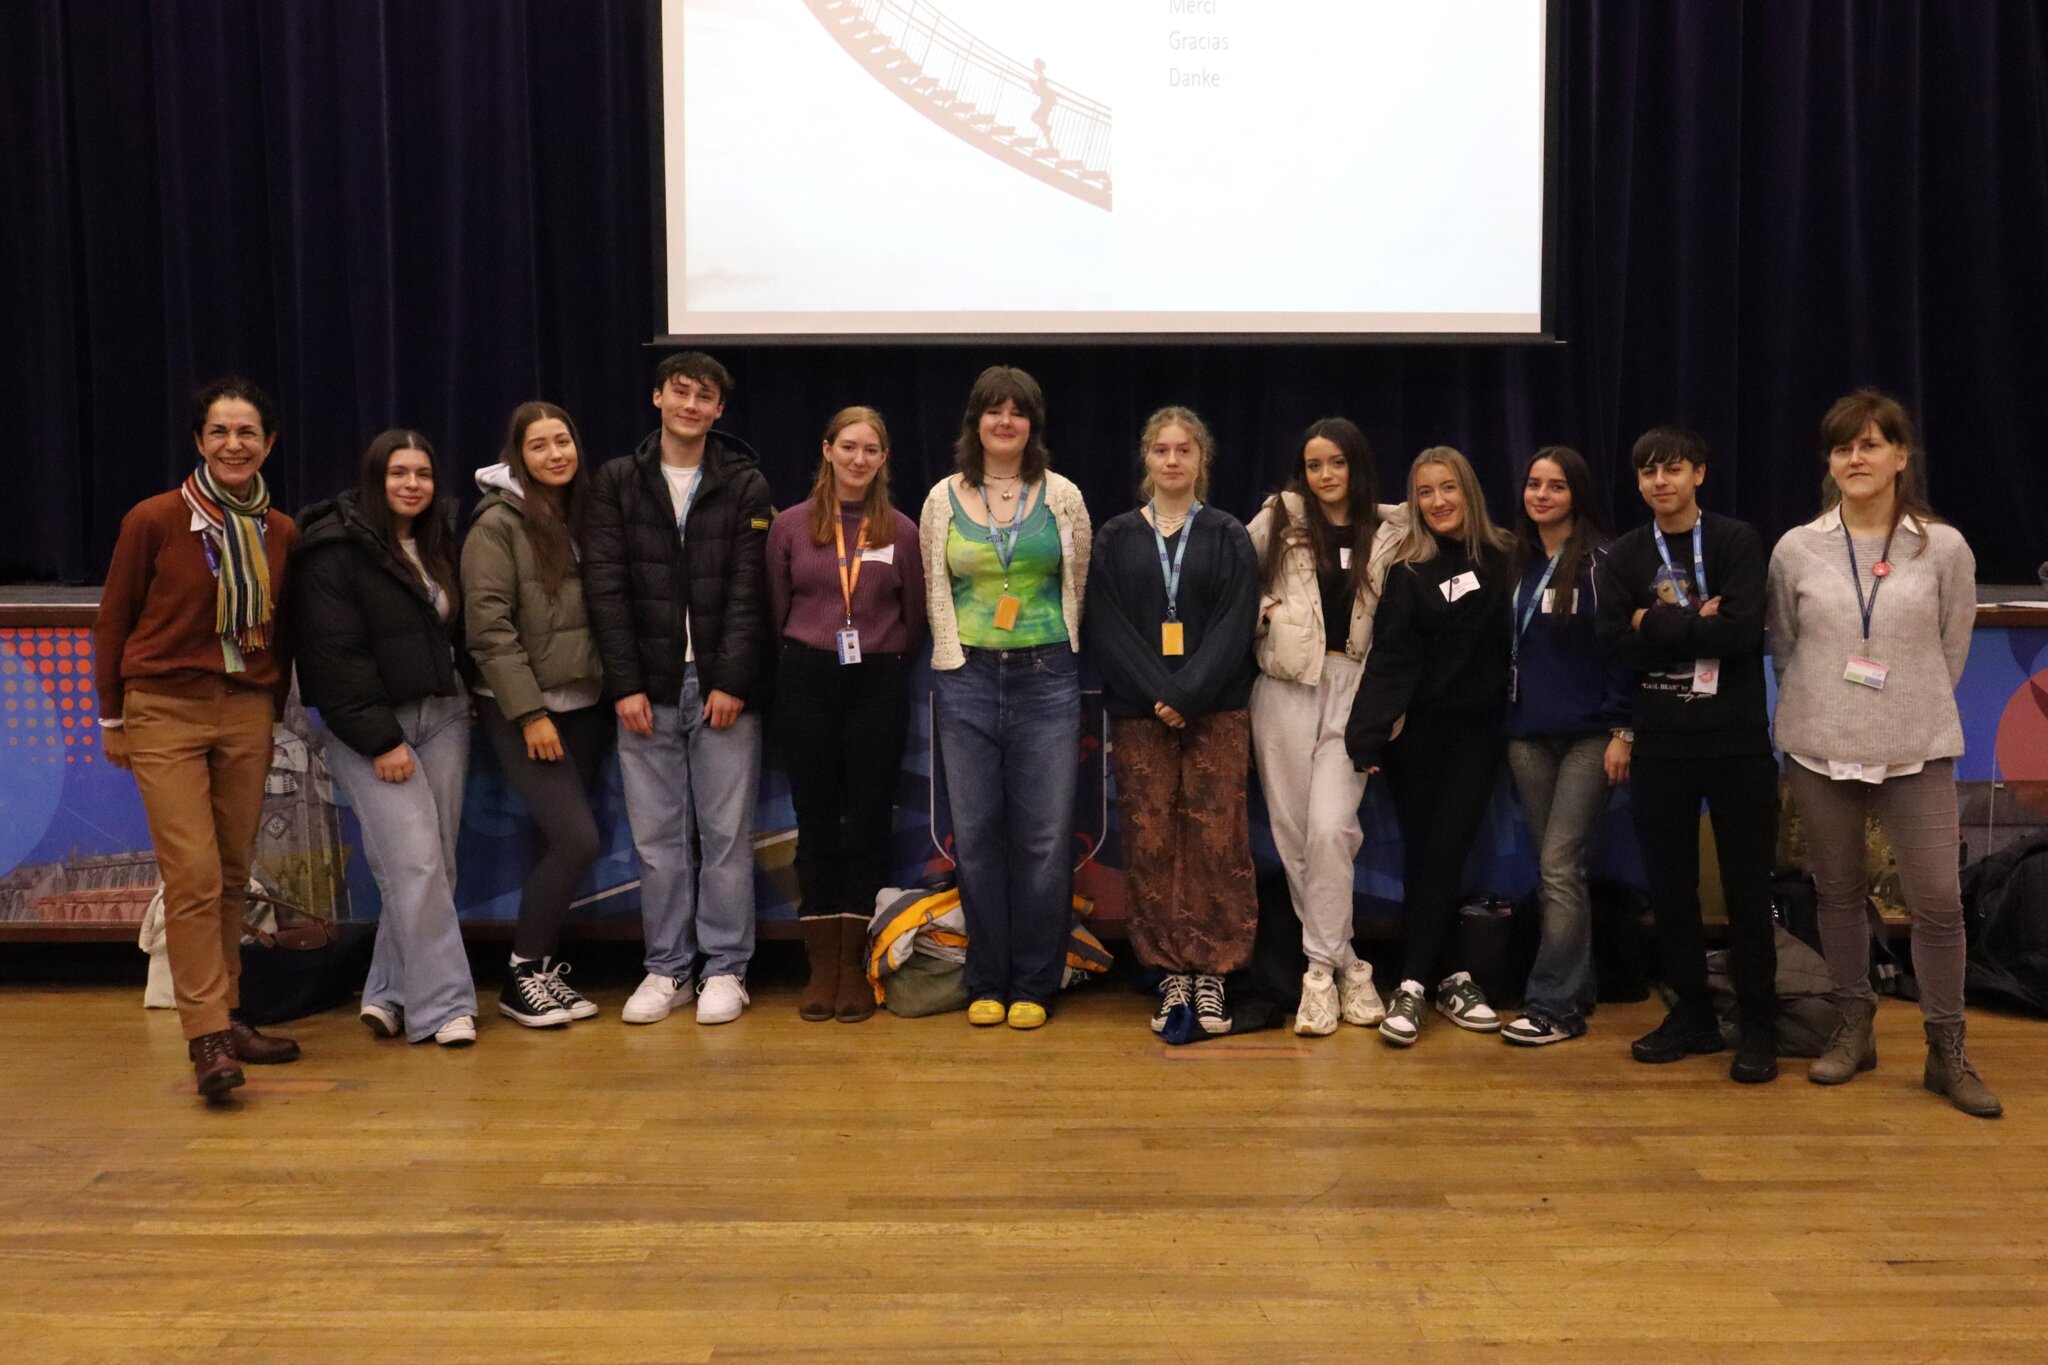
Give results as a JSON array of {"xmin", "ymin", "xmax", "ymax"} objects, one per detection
[
  {"xmin": 1344, "ymin": 535, "xmax": 1512, "ymax": 771},
  {"xmin": 583, "ymin": 431, "xmax": 775, "ymax": 707},
  {"xmin": 289, "ymin": 490, "xmax": 467, "ymax": 759},
  {"xmin": 1593, "ymin": 511, "xmax": 1771, "ymax": 760}
]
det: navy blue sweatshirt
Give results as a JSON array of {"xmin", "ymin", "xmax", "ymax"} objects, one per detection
[
  {"xmin": 1083, "ymin": 507, "xmax": 1259, "ymax": 720},
  {"xmin": 1504, "ymin": 547, "xmax": 1632, "ymax": 739}
]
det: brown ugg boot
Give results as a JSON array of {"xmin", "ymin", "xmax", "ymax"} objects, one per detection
[
  {"xmin": 798, "ymin": 917, "xmax": 838, "ymax": 1021},
  {"xmin": 835, "ymin": 915, "xmax": 876, "ymax": 1023},
  {"xmin": 1808, "ymin": 994, "xmax": 1877, "ymax": 1085},
  {"xmin": 1923, "ymin": 1020, "xmax": 2002, "ymax": 1118}
]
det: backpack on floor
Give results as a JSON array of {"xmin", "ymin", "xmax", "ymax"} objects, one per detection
[
  {"xmin": 1705, "ymin": 924, "xmax": 1836, "ymax": 1056},
  {"xmin": 1962, "ymin": 830, "xmax": 2048, "ymax": 1016}
]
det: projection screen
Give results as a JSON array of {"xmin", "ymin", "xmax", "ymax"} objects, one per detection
[{"xmin": 655, "ymin": 0, "xmax": 1557, "ymax": 340}]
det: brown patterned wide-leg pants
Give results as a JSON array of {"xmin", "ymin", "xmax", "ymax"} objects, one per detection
[{"xmin": 1110, "ymin": 709, "xmax": 1257, "ymax": 975}]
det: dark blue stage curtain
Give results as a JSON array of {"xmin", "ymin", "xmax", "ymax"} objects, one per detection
[{"xmin": 6, "ymin": 1, "xmax": 2046, "ymax": 583}]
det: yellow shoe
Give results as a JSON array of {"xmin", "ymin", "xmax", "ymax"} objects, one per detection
[
  {"xmin": 967, "ymin": 998, "xmax": 1007, "ymax": 1027},
  {"xmin": 1006, "ymin": 1001, "xmax": 1048, "ymax": 1030}
]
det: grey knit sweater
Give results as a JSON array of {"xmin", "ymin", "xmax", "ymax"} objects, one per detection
[{"xmin": 1766, "ymin": 510, "xmax": 1975, "ymax": 766}]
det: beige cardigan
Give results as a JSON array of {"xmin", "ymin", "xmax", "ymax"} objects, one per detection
[
  {"xmin": 1243, "ymin": 494, "xmax": 1408, "ymax": 686},
  {"xmin": 919, "ymin": 471, "xmax": 1092, "ymax": 670}
]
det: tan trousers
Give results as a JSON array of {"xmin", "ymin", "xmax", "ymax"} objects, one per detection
[{"xmin": 124, "ymin": 684, "xmax": 274, "ymax": 1039}]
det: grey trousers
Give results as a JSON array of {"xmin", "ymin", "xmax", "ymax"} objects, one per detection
[{"xmin": 1786, "ymin": 758, "xmax": 1967, "ymax": 1026}]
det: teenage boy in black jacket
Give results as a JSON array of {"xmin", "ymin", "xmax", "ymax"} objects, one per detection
[
  {"xmin": 1594, "ymin": 426, "xmax": 1779, "ymax": 1083},
  {"xmin": 583, "ymin": 352, "xmax": 774, "ymax": 1027}
]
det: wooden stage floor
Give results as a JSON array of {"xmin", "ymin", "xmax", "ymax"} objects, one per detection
[{"xmin": 3, "ymin": 982, "xmax": 2044, "ymax": 1363}]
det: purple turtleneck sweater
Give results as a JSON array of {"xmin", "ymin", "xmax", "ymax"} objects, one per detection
[{"xmin": 767, "ymin": 501, "xmax": 927, "ymax": 654}]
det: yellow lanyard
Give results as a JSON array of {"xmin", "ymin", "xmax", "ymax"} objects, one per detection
[{"xmin": 833, "ymin": 512, "xmax": 867, "ymax": 625}]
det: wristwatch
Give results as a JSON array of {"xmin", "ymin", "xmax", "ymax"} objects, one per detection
[{"xmin": 1611, "ymin": 728, "xmax": 1635, "ymax": 744}]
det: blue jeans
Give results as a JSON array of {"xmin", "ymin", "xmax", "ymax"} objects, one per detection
[
  {"xmin": 616, "ymin": 665, "xmax": 762, "ymax": 982},
  {"xmin": 1506, "ymin": 733, "xmax": 1612, "ymax": 1022},
  {"xmin": 321, "ymin": 693, "xmax": 477, "ymax": 1042},
  {"xmin": 933, "ymin": 644, "xmax": 1081, "ymax": 1006}
]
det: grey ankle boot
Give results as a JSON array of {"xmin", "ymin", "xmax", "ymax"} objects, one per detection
[
  {"xmin": 1923, "ymin": 1020, "xmax": 2002, "ymax": 1118},
  {"xmin": 1808, "ymin": 994, "xmax": 1878, "ymax": 1085}
]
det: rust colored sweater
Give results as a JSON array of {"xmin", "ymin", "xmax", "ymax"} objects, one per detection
[{"xmin": 94, "ymin": 490, "xmax": 299, "ymax": 719}]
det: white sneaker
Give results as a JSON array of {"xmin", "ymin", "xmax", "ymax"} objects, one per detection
[
  {"xmin": 359, "ymin": 1002, "xmax": 401, "ymax": 1039},
  {"xmin": 1435, "ymin": 971, "xmax": 1501, "ymax": 1033},
  {"xmin": 1294, "ymin": 969, "xmax": 1339, "ymax": 1036},
  {"xmin": 433, "ymin": 1016, "xmax": 477, "ymax": 1047},
  {"xmin": 695, "ymin": 974, "xmax": 749, "ymax": 1025},
  {"xmin": 621, "ymin": 972, "xmax": 694, "ymax": 1025},
  {"xmin": 1338, "ymin": 960, "xmax": 1387, "ymax": 1027}
]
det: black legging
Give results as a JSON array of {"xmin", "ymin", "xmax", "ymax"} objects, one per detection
[
  {"xmin": 1381, "ymin": 709, "xmax": 1506, "ymax": 990},
  {"xmin": 479, "ymin": 701, "xmax": 610, "ymax": 959},
  {"xmin": 774, "ymin": 643, "xmax": 910, "ymax": 919}
]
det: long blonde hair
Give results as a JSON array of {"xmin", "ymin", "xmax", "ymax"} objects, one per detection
[
  {"xmin": 807, "ymin": 406, "xmax": 896, "ymax": 550},
  {"xmin": 1394, "ymin": 446, "xmax": 1512, "ymax": 563}
]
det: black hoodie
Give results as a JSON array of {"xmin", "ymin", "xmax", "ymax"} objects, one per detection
[
  {"xmin": 288, "ymin": 490, "xmax": 467, "ymax": 758},
  {"xmin": 581, "ymin": 430, "xmax": 775, "ymax": 707}
]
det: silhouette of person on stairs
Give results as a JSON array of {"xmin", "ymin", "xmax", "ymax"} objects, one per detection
[{"xmin": 1030, "ymin": 59, "xmax": 1057, "ymax": 153}]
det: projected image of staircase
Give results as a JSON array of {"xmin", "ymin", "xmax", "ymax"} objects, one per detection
[{"xmin": 803, "ymin": 0, "xmax": 1112, "ymax": 211}]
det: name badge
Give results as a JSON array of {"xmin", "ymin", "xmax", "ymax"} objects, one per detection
[
  {"xmin": 1338, "ymin": 547, "xmax": 1352, "ymax": 570},
  {"xmin": 1843, "ymin": 655, "xmax": 1888, "ymax": 689},
  {"xmin": 836, "ymin": 628, "xmax": 863, "ymax": 665},
  {"xmin": 1691, "ymin": 658, "xmax": 1721, "ymax": 696},
  {"xmin": 993, "ymin": 595, "xmax": 1021, "ymax": 631},
  {"xmin": 1540, "ymin": 589, "xmax": 1556, "ymax": 613},
  {"xmin": 860, "ymin": 545, "xmax": 895, "ymax": 565},
  {"xmin": 1161, "ymin": 621, "xmax": 1185, "ymax": 656},
  {"xmin": 1440, "ymin": 570, "xmax": 1481, "ymax": 603}
]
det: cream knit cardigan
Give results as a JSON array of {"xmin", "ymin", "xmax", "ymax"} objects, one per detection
[{"xmin": 919, "ymin": 471, "xmax": 1092, "ymax": 670}]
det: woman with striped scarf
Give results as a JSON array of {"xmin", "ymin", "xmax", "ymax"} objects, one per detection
[{"xmin": 94, "ymin": 376, "xmax": 303, "ymax": 1102}]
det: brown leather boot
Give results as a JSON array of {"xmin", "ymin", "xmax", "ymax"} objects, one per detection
[
  {"xmin": 1808, "ymin": 994, "xmax": 1877, "ymax": 1085},
  {"xmin": 1923, "ymin": 1020, "xmax": 2002, "ymax": 1118},
  {"xmin": 797, "ymin": 917, "xmax": 838, "ymax": 1021},
  {"xmin": 227, "ymin": 1013, "xmax": 302, "ymax": 1064},
  {"xmin": 188, "ymin": 1030, "xmax": 245, "ymax": 1100},
  {"xmin": 835, "ymin": 915, "xmax": 876, "ymax": 1023}
]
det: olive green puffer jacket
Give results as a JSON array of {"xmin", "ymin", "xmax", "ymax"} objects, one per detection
[{"xmin": 461, "ymin": 464, "xmax": 603, "ymax": 723}]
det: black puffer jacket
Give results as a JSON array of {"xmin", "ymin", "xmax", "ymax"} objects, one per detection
[
  {"xmin": 583, "ymin": 431, "xmax": 774, "ymax": 705},
  {"xmin": 289, "ymin": 491, "xmax": 467, "ymax": 758}
]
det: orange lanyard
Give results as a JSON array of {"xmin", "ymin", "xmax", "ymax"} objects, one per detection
[{"xmin": 833, "ymin": 513, "xmax": 868, "ymax": 624}]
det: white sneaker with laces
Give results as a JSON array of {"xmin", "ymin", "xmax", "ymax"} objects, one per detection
[
  {"xmin": 1435, "ymin": 970, "xmax": 1501, "ymax": 1033},
  {"xmin": 621, "ymin": 972, "xmax": 695, "ymax": 1025},
  {"xmin": 695, "ymin": 973, "xmax": 750, "ymax": 1025},
  {"xmin": 1294, "ymin": 969, "xmax": 1339, "ymax": 1036},
  {"xmin": 359, "ymin": 1002, "xmax": 401, "ymax": 1039},
  {"xmin": 433, "ymin": 1016, "xmax": 477, "ymax": 1047},
  {"xmin": 1338, "ymin": 960, "xmax": 1387, "ymax": 1027}
]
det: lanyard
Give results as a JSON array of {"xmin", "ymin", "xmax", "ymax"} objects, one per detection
[
  {"xmin": 976, "ymin": 485, "xmax": 1021, "ymax": 585},
  {"xmin": 672, "ymin": 467, "xmax": 702, "ymax": 543},
  {"xmin": 833, "ymin": 511, "xmax": 867, "ymax": 625},
  {"xmin": 1149, "ymin": 501, "xmax": 1201, "ymax": 621},
  {"xmin": 1510, "ymin": 553, "xmax": 1562, "ymax": 659},
  {"xmin": 1652, "ymin": 519, "xmax": 1706, "ymax": 606},
  {"xmin": 1843, "ymin": 523, "xmax": 1898, "ymax": 641}
]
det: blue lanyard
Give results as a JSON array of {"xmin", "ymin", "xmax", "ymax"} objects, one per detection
[
  {"xmin": 1149, "ymin": 501, "xmax": 1200, "ymax": 621},
  {"xmin": 1510, "ymin": 553, "xmax": 1562, "ymax": 659},
  {"xmin": 977, "ymin": 486, "xmax": 1022, "ymax": 581},
  {"xmin": 1843, "ymin": 523, "xmax": 1898, "ymax": 641},
  {"xmin": 673, "ymin": 467, "xmax": 702, "ymax": 543},
  {"xmin": 1652, "ymin": 519, "xmax": 1706, "ymax": 606}
]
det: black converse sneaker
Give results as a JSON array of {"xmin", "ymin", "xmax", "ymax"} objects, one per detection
[
  {"xmin": 1151, "ymin": 974, "xmax": 1192, "ymax": 1034},
  {"xmin": 499, "ymin": 961, "xmax": 572, "ymax": 1028},
  {"xmin": 540, "ymin": 957, "xmax": 600, "ymax": 1020},
  {"xmin": 1192, "ymin": 974, "xmax": 1232, "ymax": 1034}
]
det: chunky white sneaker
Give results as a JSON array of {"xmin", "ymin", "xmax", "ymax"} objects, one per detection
[
  {"xmin": 1435, "ymin": 971, "xmax": 1501, "ymax": 1033},
  {"xmin": 1338, "ymin": 960, "xmax": 1387, "ymax": 1027},
  {"xmin": 359, "ymin": 1002, "xmax": 402, "ymax": 1039},
  {"xmin": 1294, "ymin": 969, "xmax": 1339, "ymax": 1036},
  {"xmin": 433, "ymin": 1016, "xmax": 477, "ymax": 1047},
  {"xmin": 621, "ymin": 972, "xmax": 694, "ymax": 1025},
  {"xmin": 695, "ymin": 973, "xmax": 750, "ymax": 1025}
]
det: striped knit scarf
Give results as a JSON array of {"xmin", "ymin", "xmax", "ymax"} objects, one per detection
[{"xmin": 181, "ymin": 464, "xmax": 274, "ymax": 673}]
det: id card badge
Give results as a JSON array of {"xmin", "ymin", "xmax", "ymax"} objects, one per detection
[
  {"xmin": 1338, "ymin": 547, "xmax": 1353, "ymax": 570},
  {"xmin": 1690, "ymin": 658, "xmax": 1721, "ymax": 696},
  {"xmin": 1161, "ymin": 621, "xmax": 1185, "ymax": 656},
  {"xmin": 1844, "ymin": 655, "xmax": 1889, "ymax": 689},
  {"xmin": 1508, "ymin": 663, "xmax": 1518, "ymax": 704},
  {"xmin": 836, "ymin": 628, "xmax": 863, "ymax": 666},
  {"xmin": 993, "ymin": 595, "xmax": 1021, "ymax": 631}
]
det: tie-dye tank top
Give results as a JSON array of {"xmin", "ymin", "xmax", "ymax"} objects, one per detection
[{"xmin": 945, "ymin": 484, "xmax": 1067, "ymax": 649}]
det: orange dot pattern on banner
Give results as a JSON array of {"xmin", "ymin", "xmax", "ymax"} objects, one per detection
[{"xmin": 0, "ymin": 627, "xmax": 96, "ymax": 765}]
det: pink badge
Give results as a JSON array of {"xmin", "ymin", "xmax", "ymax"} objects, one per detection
[{"xmin": 1872, "ymin": 561, "xmax": 1891, "ymax": 578}]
